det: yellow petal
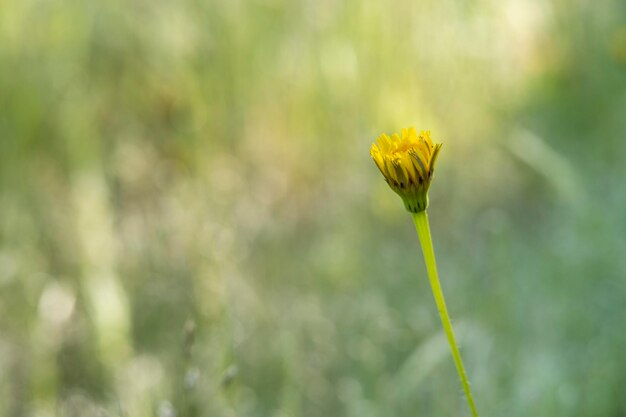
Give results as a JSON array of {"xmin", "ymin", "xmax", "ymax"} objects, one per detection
[
  {"xmin": 370, "ymin": 146, "xmax": 386, "ymax": 173},
  {"xmin": 429, "ymin": 143, "xmax": 442, "ymax": 172},
  {"xmin": 422, "ymin": 130, "xmax": 434, "ymax": 150},
  {"xmin": 407, "ymin": 127, "xmax": 418, "ymax": 142},
  {"xmin": 376, "ymin": 134, "xmax": 392, "ymax": 153}
]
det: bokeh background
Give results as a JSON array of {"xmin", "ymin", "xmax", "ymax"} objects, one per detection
[{"xmin": 2, "ymin": 0, "xmax": 626, "ymax": 416}]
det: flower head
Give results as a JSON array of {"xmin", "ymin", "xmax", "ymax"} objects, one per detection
[{"xmin": 370, "ymin": 127, "xmax": 442, "ymax": 213}]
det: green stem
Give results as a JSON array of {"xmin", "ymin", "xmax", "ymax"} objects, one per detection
[{"xmin": 412, "ymin": 210, "xmax": 479, "ymax": 417}]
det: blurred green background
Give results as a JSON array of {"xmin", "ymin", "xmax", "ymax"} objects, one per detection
[{"xmin": 2, "ymin": 0, "xmax": 626, "ymax": 416}]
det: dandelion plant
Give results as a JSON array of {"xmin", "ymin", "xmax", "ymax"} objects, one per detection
[{"xmin": 370, "ymin": 128, "xmax": 478, "ymax": 417}]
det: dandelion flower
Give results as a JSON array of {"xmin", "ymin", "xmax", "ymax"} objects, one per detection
[{"xmin": 370, "ymin": 128, "xmax": 442, "ymax": 213}]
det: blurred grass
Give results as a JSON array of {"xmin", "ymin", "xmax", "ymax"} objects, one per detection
[{"xmin": 1, "ymin": 0, "xmax": 626, "ymax": 416}]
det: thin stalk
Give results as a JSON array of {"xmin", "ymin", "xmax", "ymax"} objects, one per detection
[{"xmin": 412, "ymin": 210, "xmax": 478, "ymax": 417}]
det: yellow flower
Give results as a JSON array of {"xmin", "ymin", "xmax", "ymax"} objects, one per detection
[{"xmin": 370, "ymin": 127, "xmax": 442, "ymax": 213}]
